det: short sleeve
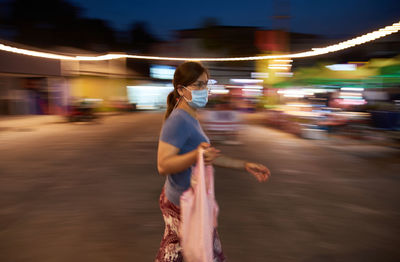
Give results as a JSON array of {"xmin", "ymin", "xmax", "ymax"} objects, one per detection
[{"xmin": 160, "ymin": 114, "xmax": 191, "ymax": 149}]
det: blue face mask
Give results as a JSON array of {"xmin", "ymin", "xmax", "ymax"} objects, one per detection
[{"xmin": 183, "ymin": 87, "xmax": 208, "ymax": 108}]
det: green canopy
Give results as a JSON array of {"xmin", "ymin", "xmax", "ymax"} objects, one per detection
[
  {"xmin": 369, "ymin": 64, "xmax": 400, "ymax": 84},
  {"xmin": 273, "ymin": 55, "xmax": 400, "ymax": 89}
]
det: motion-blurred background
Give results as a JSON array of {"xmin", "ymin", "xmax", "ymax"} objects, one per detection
[{"xmin": 0, "ymin": 0, "xmax": 399, "ymax": 261}]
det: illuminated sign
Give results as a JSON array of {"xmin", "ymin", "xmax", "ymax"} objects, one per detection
[
  {"xmin": 326, "ymin": 64, "xmax": 356, "ymax": 71},
  {"xmin": 126, "ymin": 84, "xmax": 173, "ymax": 110},
  {"xmin": 150, "ymin": 65, "xmax": 176, "ymax": 79}
]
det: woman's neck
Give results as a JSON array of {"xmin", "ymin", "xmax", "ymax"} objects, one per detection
[{"xmin": 177, "ymin": 99, "xmax": 197, "ymax": 119}]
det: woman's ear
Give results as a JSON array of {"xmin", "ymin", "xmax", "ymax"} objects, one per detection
[{"xmin": 177, "ymin": 85, "xmax": 184, "ymax": 97}]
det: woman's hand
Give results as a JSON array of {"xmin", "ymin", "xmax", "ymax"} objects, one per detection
[
  {"xmin": 245, "ymin": 162, "xmax": 271, "ymax": 182},
  {"xmin": 198, "ymin": 142, "xmax": 220, "ymax": 165}
]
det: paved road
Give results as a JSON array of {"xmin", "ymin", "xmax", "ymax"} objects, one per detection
[{"xmin": 0, "ymin": 112, "xmax": 399, "ymax": 262}]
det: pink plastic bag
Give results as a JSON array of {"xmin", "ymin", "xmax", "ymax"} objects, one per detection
[{"xmin": 180, "ymin": 148, "xmax": 219, "ymax": 262}]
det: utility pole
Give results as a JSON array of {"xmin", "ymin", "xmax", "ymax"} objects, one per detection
[{"xmin": 272, "ymin": 0, "xmax": 291, "ymax": 53}]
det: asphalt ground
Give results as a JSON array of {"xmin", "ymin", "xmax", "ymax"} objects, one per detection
[{"xmin": 0, "ymin": 112, "xmax": 399, "ymax": 262}]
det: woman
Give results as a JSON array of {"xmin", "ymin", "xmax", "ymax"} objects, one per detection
[{"xmin": 156, "ymin": 61, "xmax": 271, "ymax": 262}]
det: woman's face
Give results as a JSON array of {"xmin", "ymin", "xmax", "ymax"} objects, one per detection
[{"xmin": 180, "ymin": 72, "xmax": 208, "ymax": 101}]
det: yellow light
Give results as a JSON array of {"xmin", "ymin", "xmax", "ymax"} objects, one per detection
[
  {"xmin": 0, "ymin": 21, "xmax": 399, "ymax": 62},
  {"xmin": 269, "ymin": 66, "xmax": 290, "ymax": 70},
  {"xmin": 269, "ymin": 64, "xmax": 292, "ymax": 67},
  {"xmin": 273, "ymin": 59, "xmax": 293, "ymax": 63}
]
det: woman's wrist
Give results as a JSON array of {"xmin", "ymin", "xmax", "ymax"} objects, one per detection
[
  {"xmin": 192, "ymin": 148, "xmax": 200, "ymax": 164},
  {"xmin": 234, "ymin": 159, "xmax": 247, "ymax": 170}
]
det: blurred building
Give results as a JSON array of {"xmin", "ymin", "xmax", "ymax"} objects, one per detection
[
  {"xmin": 0, "ymin": 41, "xmax": 64, "ymax": 115},
  {"xmin": 1, "ymin": 25, "xmax": 399, "ymax": 115},
  {"xmin": 151, "ymin": 26, "xmax": 261, "ymax": 85},
  {"xmin": 150, "ymin": 26, "xmax": 334, "ymax": 85},
  {"xmin": 0, "ymin": 40, "xmax": 144, "ymax": 115}
]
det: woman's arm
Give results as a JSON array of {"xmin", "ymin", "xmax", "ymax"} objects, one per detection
[
  {"xmin": 213, "ymin": 154, "xmax": 246, "ymax": 169},
  {"xmin": 157, "ymin": 141, "xmax": 197, "ymax": 175},
  {"xmin": 157, "ymin": 141, "xmax": 220, "ymax": 175},
  {"xmin": 214, "ymin": 154, "xmax": 271, "ymax": 182}
]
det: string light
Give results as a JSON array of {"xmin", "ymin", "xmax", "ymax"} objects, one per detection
[
  {"xmin": 0, "ymin": 43, "xmax": 76, "ymax": 60},
  {"xmin": 0, "ymin": 21, "xmax": 399, "ymax": 62}
]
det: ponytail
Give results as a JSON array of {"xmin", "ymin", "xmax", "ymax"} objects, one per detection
[{"xmin": 164, "ymin": 89, "xmax": 180, "ymax": 120}]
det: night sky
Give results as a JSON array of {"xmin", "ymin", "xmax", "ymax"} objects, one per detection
[{"xmin": 69, "ymin": 0, "xmax": 400, "ymax": 40}]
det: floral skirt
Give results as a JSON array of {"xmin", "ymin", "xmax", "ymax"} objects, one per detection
[{"xmin": 155, "ymin": 188, "xmax": 226, "ymax": 262}]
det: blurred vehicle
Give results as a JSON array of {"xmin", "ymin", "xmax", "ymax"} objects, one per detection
[
  {"xmin": 107, "ymin": 97, "xmax": 138, "ymax": 112},
  {"xmin": 202, "ymin": 101, "xmax": 243, "ymax": 144},
  {"xmin": 66, "ymin": 98, "xmax": 99, "ymax": 122},
  {"xmin": 263, "ymin": 101, "xmax": 400, "ymax": 146}
]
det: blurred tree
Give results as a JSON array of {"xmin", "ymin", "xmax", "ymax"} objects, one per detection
[
  {"xmin": 69, "ymin": 18, "xmax": 116, "ymax": 52},
  {"xmin": 129, "ymin": 21, "xmax": 159, "ymax": 54},
  {"xmin": 5, "ymin": 0, "xmax": 79, "ymax": 46},
  {"xmin": 1, "ymin": 0, "xmax": 116, "ymax": 51},
  {"xmin": 202, "ymin": 17, "xmax": 219, "ymax": 28}
]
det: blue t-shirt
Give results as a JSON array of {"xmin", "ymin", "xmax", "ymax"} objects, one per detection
[{"xmin": 160, "ymin": 109, "xmax": 209, "ymax": 206}]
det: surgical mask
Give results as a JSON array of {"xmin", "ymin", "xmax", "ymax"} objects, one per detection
[{"xmin": 183, "ymin": 86, "xmax": 208, "ymax": 108}]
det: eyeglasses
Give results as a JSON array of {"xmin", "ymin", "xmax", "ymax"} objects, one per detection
[{"xmin": 188, "ymin": 81, "xmax": 208, "ymax": 90}]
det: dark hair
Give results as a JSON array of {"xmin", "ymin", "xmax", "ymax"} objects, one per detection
[{"xmin": 164, "ymin": 61, "xmax": 209, "ymax": 119}]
